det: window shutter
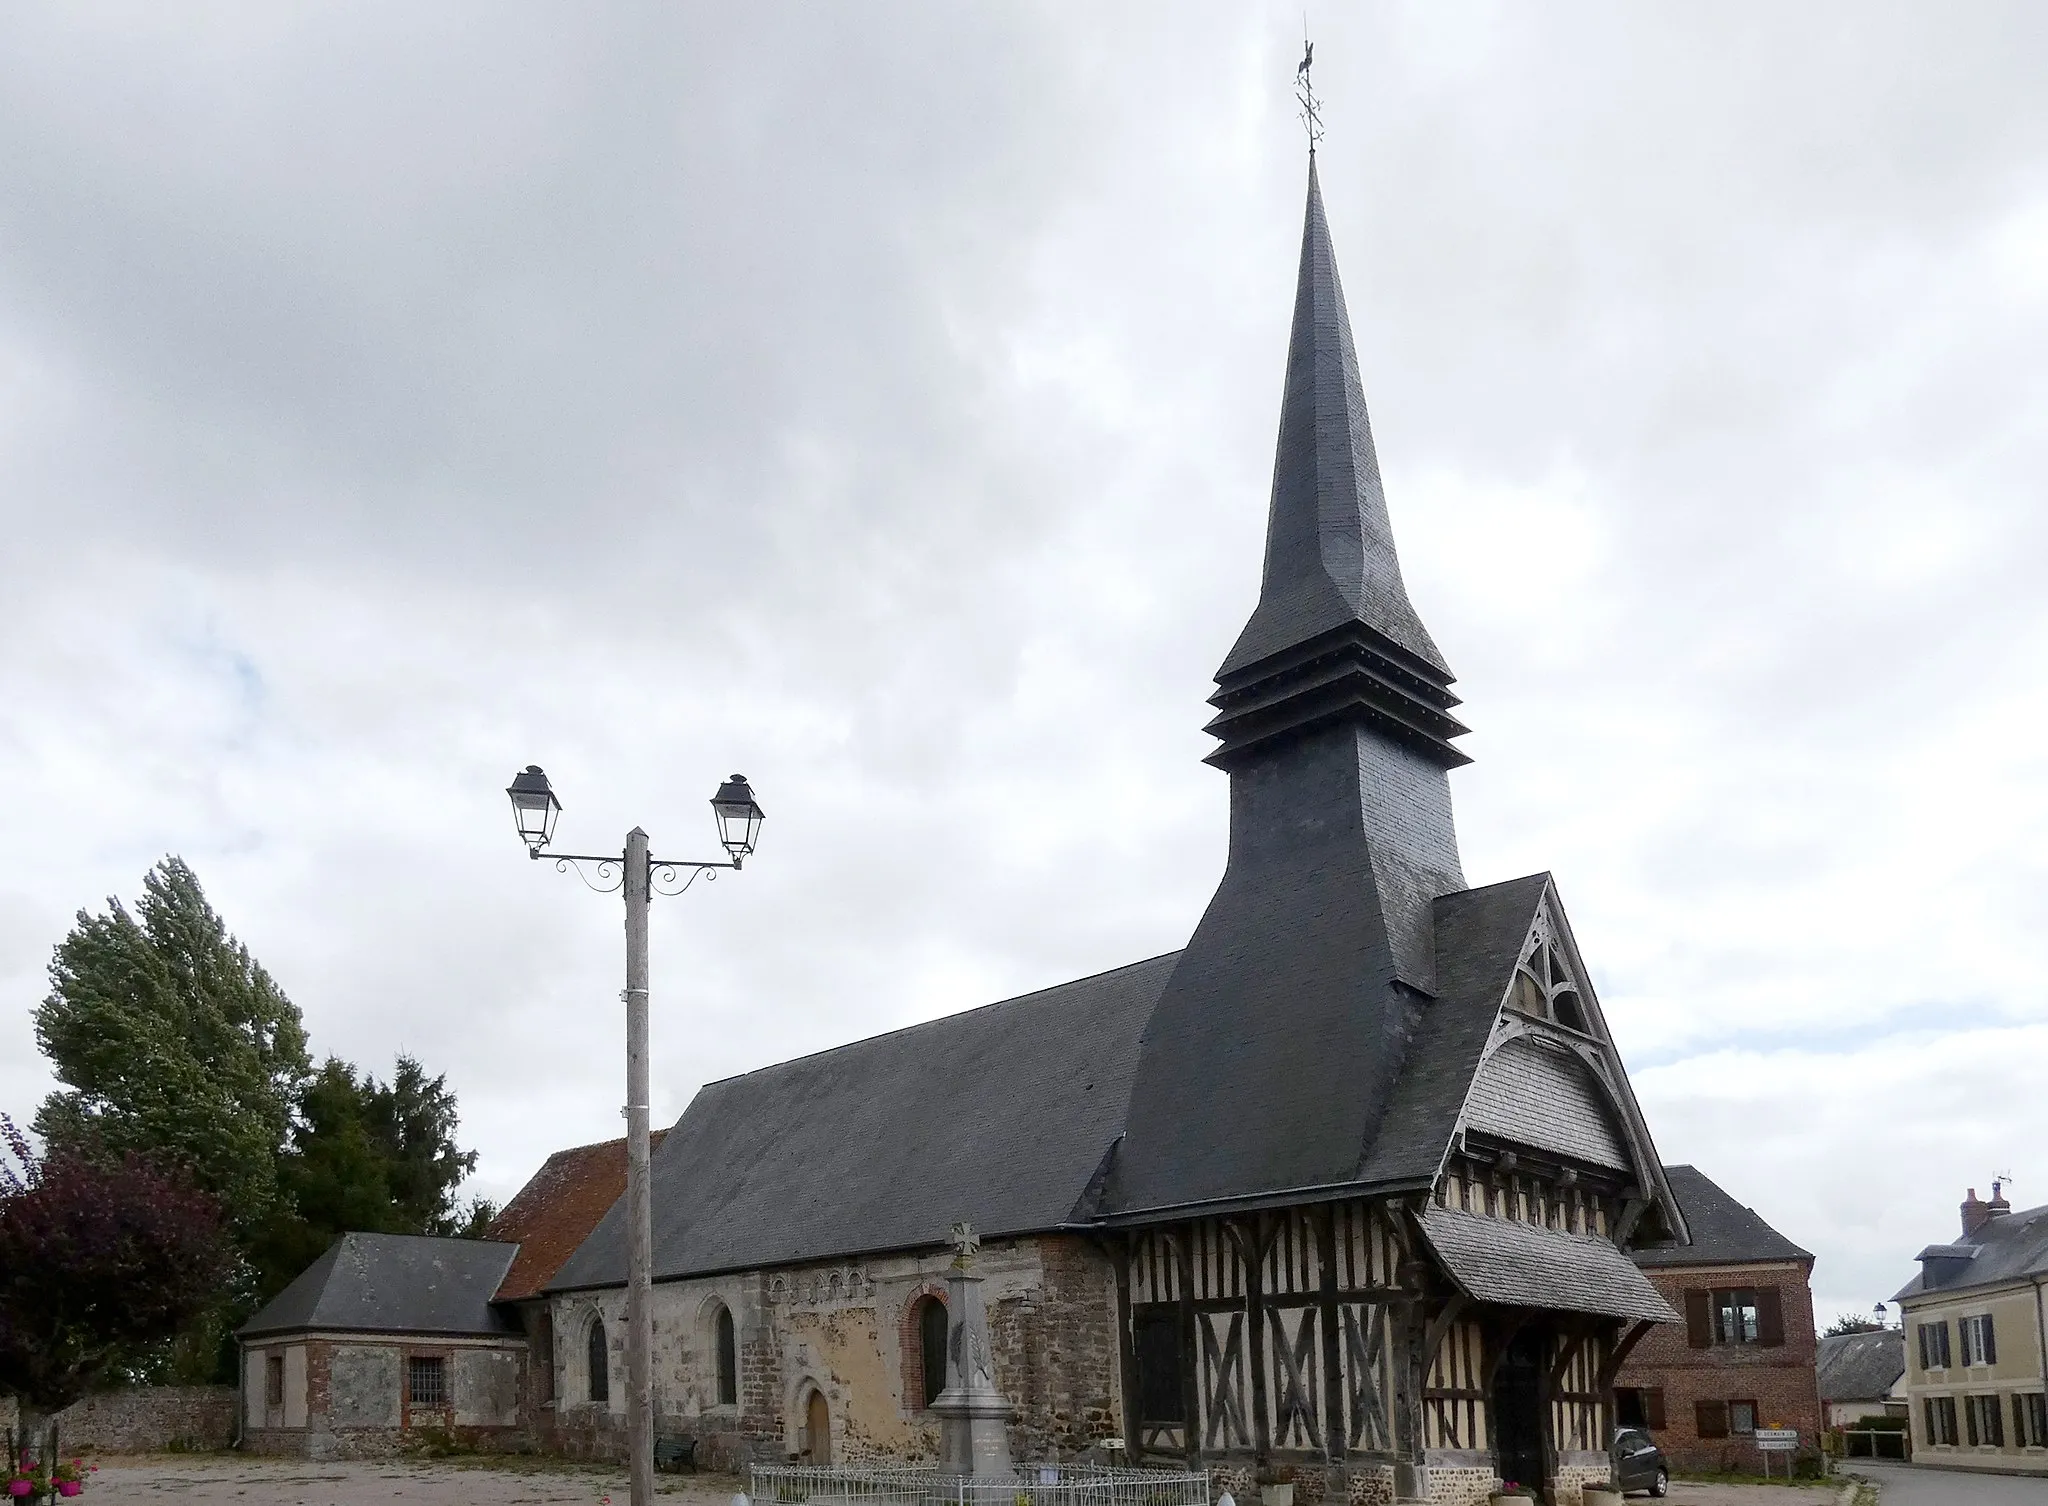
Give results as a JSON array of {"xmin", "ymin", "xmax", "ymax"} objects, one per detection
[
  {"xmin": 1966, "ymin": 1396, "xmax": 1979, "ymax": 1447},
  {"xmin": 1697, "ymin": 1399, "xmax": 1728, "ymax": 1439},
  {"xmin": 1646, "ymin": 1387, "xmax": 1667, "ymax": 1430},
  {"xmin": 1939, "ymin": 1321, "xmax": 1952, "ymax": 1368},
  {"xmin": 1982, "ymin": 1314, "xmax": 1996, "ymax": 1365},
  {"xmin": 1756, "ymin": 1286, "xmax": 1785, "ymax": 1347},
  {"xmin": 1686, "ymin": 1289, "xmax": 1712, "ymax": 1349}
]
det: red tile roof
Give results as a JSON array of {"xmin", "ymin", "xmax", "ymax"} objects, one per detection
[{"xmin": 487, "ymin": 1131, "xmax": 667, "ymax": 1302}]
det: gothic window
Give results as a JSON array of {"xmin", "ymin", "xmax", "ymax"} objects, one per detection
[
  {"xmin": 716, "ymin": 1305, "xmax": 738, "ymax": 1407},
  {"xmin": 917, "ymin": 1296, "xmax": 949, "ymax": 1409},
  {"xmin": 1510, "ymin": 911, "xmax": 1594, "ymax": 1033},
  {"xmin": 588, "ymin": 1315, "xmax": 610, "ymax": 1405}
]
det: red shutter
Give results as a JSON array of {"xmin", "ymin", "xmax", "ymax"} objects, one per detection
[
  {"xmin": 1686, "ymin": 1289, "xmax": 1712, "ymax": 1349},
  {"xmin": 1646, "ymin": 1387, "xmax": 1667, "ymax": 1430},
  {"xmin": 1756, "ymin": 1286, "xmax": 1785, "ymax": 1347},
  {"xmin": 1697, "ymin": 1399, "xmax": 1728, "ymax": 1439}
]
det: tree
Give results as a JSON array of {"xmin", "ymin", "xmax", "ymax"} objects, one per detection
[
  {"xmin": 1823, "ymin": 1313, "xmax": 1885, "ymax": 1336},
  {"xmin": 0, "ymin": 1116, "xmax": 232, "ymax": 1426},
  {"xmin": 33, "ymin": 858, "xmax": 310, "ymax": 1237},
  {"xmin": 252, "ymin": 1055, "xmax": 495, "ymax": 1295}
]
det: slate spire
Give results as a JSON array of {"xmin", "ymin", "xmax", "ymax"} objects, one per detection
[
  {"xmin": 1105, "ymin": 160, "xmax": 1471, "ymax": 1219},
  {"xmin": 1207, "ymin": 157, "xmax": 1469, "ymax": 770}
]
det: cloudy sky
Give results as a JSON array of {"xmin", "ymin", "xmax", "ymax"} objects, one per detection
[{"xmin": 3, "ymin": 3, "xmax": 2045, "ymax": 1324}]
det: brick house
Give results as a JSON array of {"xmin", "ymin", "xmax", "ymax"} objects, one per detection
[{"xmin": 1615, "ymin": 1166, "xmax": 1821, "ymax": 1470}]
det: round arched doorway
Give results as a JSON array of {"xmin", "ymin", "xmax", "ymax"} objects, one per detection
[{"xmin": 803, "ymin": 1388, "xmax": 831, "ymax": 1464}]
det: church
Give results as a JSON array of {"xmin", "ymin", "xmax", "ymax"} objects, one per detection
[{"xmin": 518, "ymin": 155, "xmax": 1691, "ymax": 1506}]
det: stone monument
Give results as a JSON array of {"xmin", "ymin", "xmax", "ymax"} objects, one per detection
[{"xmin": 928, "ymin": 1221, "xmax": 1016, "ymax": 1481}]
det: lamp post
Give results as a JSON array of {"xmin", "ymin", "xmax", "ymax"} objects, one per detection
[{"xmin": 507, "ymin": 764, "xmax": 765, "ymax": 1506}]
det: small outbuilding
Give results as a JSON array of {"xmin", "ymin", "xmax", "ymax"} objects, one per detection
[
  {"xmin": 238, "ymin": 1232, "xmax": 526, "ymax": 1457},
  {"xmin": 1816, "ymin": 1328, "xmax": 1907, "ymax": 1428}
]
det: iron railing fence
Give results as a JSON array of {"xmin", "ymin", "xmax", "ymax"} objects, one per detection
[{"xmin": 750, "ymin": 1462, "xmax": 1210, "ymax": 1506}]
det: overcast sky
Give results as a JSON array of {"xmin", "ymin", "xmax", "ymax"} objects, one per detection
[{"xmin": 3, "ymin": 3, "xmax": 2045, "ymax": 1324}]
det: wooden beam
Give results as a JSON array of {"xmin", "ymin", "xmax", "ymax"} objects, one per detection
[
  {"xmin": 1597, "ymin": 1319, "xmax": 1655, "ymax": 1391},
  {"xmin": 1114, "ymin": 1234, "xmax": 1141, "ymax": 1460},
  {"xmin": 1316, "ymin": 1205, "xmax": 1344, "ymax": 1466}
]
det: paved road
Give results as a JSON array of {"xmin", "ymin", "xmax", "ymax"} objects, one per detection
[{"xmin": 1850, "ymin": 1460, "xmax": 2048, "ymax": 1503}]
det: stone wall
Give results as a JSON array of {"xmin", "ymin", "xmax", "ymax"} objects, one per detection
[
  {"xmin": 543, "ymin": 1235, "xmax": 1124, "ymax": 1468},
  {"xmin": 2, "ymin": 1387, "xmax": 236, "ymax": 1452}
]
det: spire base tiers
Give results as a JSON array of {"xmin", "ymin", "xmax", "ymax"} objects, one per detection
[{"xmin": 1205, "ymin": 622, "xmax": 1471, "ymax": 771}]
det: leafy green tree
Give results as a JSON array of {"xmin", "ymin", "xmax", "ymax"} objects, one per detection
[{"xmin": 33, "ymin": 858, "xmax": 310, "ymax": 1237}]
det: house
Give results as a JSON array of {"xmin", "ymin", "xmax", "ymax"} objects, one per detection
[
  {"xmin": 1613, "ymin": 1165, "xmax": 1822, "ymax": 1470},
  {"xmin": 236, "ymin": 1133, "xmax": 657, "ymax": 1458},
  {"xmin": 238, "ymin": 1233, "xmax": 525, "ymax": 1456},
  {"xmin": 1895, "ymin": 1182, "xmax": 2048, "ymax": 1474},
  {"xmin": 533, "ymin": 152, "xmax": 1691, "ymax": 1506},
  {"xmin": 1816, "ymin": 1329, "xmax": 1906, "ymax": 1429}
]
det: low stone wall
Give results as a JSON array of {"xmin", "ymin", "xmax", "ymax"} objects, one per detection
[{"xmin": 2, "ymin": 1387, "xmax": 237, "ymax": 1453}]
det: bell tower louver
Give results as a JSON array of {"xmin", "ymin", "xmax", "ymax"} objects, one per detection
[{"xmin": 1107, "ymin": 160, "xmax": 1471, "ymax": 1217}]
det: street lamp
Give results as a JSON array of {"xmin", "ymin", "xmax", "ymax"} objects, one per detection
[{"xmin": 506, "ymin": 764, "xmax": 763, "ymax": 1506}]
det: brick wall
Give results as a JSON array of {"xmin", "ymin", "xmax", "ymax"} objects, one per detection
[{"xmin": 1615, "ymin": 1261, "xmax": 1822, "ymax": 1472}]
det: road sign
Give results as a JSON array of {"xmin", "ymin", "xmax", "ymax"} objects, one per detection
[{"xmin": 1755, "ymin": 1428, "xmax": 1799, "ymax": 1452}]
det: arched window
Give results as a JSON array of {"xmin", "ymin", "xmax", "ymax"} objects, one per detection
[
  {"xmin": 716, "ymin": 1305, "xmax": 738, "ymax": 1407},
  {"xmin": 917, "ymin": 1295, "xmax": 949, "ymax": 1408},
  {"xmin": 587, "ymin": 1316, "xmax": 610, "ymax": 1405}
]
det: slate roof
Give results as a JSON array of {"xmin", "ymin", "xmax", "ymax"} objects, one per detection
[
  {"xmin": 488, "ymin": 1130, "xmax": 666, "ymax": 1302},
  {"xmin": 1357, "ymin": 875, "xmax": 1550, "ymax": 1188},
  {"xmin": 1218, "ymin": 157, "xmax": 1449, "ymax": 680},
  {"xmin": 548, "ymin": 955, "xmax": 1177, "ymax": 1289},
  {"xmin": 1632, "ymin": 1165, "xmax": 1811, "ymax": 1268},
  {"xmin": 239, "ymin": 1232, "xmax": 521, "ymax": 1338},
  {"xmin": 1419, "ymin": 1205, "xmax": 1679, "ymax": 1324},
  {"xmin": 1894, "ymin": 1202, "xmax": 2048, "ymax": 1300},
  {"xmin": 1817, "ymin": 1329, "xmax": 1906, "ymax": 1403}
]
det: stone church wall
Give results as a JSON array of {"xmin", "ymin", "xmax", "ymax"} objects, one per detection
[{"xmin": 544, "ymin": 1234, "xmax": 1122, "ymax": 1468}]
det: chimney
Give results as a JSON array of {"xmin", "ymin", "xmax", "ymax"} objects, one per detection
[
  {"xmin": 1961, "ymin": 1187, "xmax": 1993, "ymax": 1238},
  {"xmin": 1988, "ymin": 1179, "xmax": 2013, "ymax": 1220}
]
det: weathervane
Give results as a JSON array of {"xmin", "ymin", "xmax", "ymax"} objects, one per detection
[{"xmin": 1296, "ymin": 29, "xmax": 1324, "ymax": 153}]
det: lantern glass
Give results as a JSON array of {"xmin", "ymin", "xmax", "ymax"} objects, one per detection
[
  {"xmin": 506, "ymin": 765, "xmax": 561, "ymax": 850},
  {"xmin": 710, "ymin": 774, "xmax": 764, "ymax": 862}
]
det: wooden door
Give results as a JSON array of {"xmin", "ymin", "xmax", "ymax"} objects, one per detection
[{"xmin": 805, "ymin": 1389, "xmax": 831, "ymax": 1464}]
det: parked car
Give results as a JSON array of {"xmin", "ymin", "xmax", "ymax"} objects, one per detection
[{"xmin": 1612, "ymin": 1427, "xmax": 1669, "ymax": 1498}]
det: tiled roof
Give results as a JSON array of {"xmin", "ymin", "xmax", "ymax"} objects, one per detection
[
  {"xmin": 488, "ymin": 1131, "xmax": 666, "ymax": 1301},
  {"xmin": 1419, "ymin": 1205, "xmax": 1680, "ymax": 1324},
  {"xmin": 1895, "ymin": 1202, "xmax": 2048, "ymax": 1300},
  {"xmin": 1632, "ymin": 1165, "xmax": 1810, "ymax": 1268},
  {"xmin": 1817, "ymin": 1329, "xmax": 1906, "ymax": 1403},
  {"xmin": 238, "ymin": 1232, "xmax": 520, "ymax": 1338}
]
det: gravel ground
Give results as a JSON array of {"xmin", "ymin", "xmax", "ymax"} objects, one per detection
[{"xmin": 78, "ymin": 1455, "xmax": 743, "ymax": 1505}]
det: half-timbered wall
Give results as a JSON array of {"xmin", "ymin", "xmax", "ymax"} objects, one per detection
[
  {"xmin": 1422, "ymin": 1319, "xmax": 1488, "ymax": 1453},
  {"xmin": 1125, "ymin": 1201, "xmax": 1403, "ymax": 1463},
  {"xmin": 1549, "ymin": 1331, "xmax": 1606, "ymax": 1457}
]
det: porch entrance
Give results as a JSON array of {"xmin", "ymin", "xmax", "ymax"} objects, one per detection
[{"xmin": 1491, "ymin": 1328, "xmax": 1547, "ymax": 1493}]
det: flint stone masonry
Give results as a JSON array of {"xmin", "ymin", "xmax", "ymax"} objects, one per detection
[
  {"xmin": 0, "ymin": 1387, "xmax": 235, "ymax": 1452},
  {"xmin": 544, "ymin": 1235, "xmax": 1120, "ymax": 1468}
]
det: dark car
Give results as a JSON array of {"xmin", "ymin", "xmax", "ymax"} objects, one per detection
[{"xmin": 1612, "ymin": 1427, "xmax": 1669, "ymax": 1498}]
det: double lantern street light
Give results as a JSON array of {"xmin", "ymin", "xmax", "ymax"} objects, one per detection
[{"xmin": 505, "ymin": 764, "xmax": 765, "ymax": 1506}]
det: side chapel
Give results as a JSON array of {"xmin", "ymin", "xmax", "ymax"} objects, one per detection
[{"xmin": 541, "ymin": 156, "xmax": 1687, "ymax": 1506}]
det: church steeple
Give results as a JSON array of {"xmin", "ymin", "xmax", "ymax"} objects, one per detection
[
  {"xmin": 1207, "ymin": 159, "xmax": 1469, "ymax": 770},
  {"xmin": 1104, "ymin": 159, "xmax": 1472, "ymax": 1219}
]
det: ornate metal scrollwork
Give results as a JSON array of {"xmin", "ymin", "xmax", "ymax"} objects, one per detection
[
  {"xmin": 650, "ymin": 862, "xmax": 720, "ymax": 898},
  {"xmin": 555, "ymin": 855, "xmax": 624, "ymax": 894}
]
